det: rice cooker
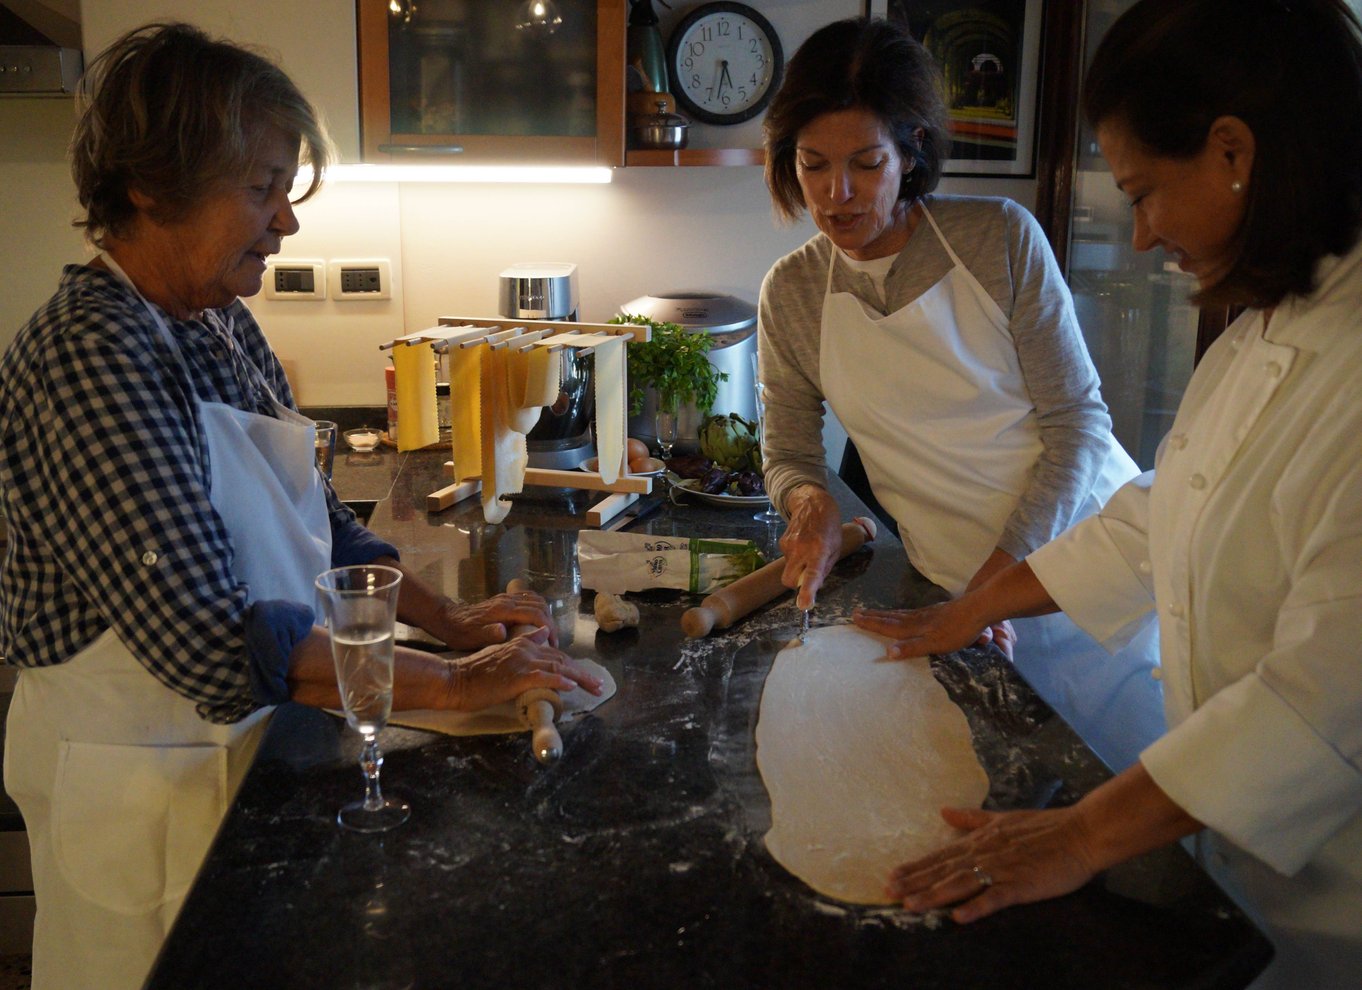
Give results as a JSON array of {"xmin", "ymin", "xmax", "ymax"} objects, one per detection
[{"xmin": 618, "ymin": 291, "xmax": 757, "ymax": 452}]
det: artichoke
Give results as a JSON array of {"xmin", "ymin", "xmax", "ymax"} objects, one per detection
[{"xmin": 698, "ymin": 413, "xmax": 760, "ymax": 471}]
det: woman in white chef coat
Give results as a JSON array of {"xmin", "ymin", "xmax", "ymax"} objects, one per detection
[
  {"xmin": 757, "ymin": 17, "xmax": 1163, "ymax": 771},
  {"xmin": 0, "ymin": 23, "xmax": 600, "ymax": 990},
  {"xmin": 855, "ymin": 1, "xmax": 1362, "ymax": 985}
]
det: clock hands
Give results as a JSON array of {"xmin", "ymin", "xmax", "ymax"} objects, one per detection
[{"xmin": 717, "ymin": 59, "xmax": 734, "ymax": 100}]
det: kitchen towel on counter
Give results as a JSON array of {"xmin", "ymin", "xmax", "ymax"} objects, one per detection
[{"xmin": 579, "ymin": 531, "xmax": 764, "ymax": 594}]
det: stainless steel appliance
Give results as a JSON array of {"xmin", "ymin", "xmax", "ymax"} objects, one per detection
[
  {"xmin": 497, "ymin": 263, "xmax": 594, "ymax": 470},
  {"xmin": 618, "ymin": 292, "xmax": 757, "ymax": 452}
]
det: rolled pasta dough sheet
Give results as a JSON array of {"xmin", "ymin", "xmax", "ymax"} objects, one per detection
[{"xmin": 755, "ymin": 624, "xmax": 989, "ymax": 904}]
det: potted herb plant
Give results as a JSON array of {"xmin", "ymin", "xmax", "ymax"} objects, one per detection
[{"xmin": 610, "ymin": 313, "xmax": 728, "ymax": 458}]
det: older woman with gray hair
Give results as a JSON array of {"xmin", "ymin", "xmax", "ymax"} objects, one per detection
[{"xmin": 0, "ymin": 23, "xmax": 598, "ymax": 989}]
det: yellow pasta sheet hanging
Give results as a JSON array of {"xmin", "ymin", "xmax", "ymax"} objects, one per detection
[
  {"xmin": 479, "ymin": 344, "xmax": 527, "ymax": 524},
  {"xmin": 391, "ymin": 340, "xmax": 439, "ymax": 451},
  {"xmin": 448, "ymin": 344, "xmax": 482, "ymax": 484}
]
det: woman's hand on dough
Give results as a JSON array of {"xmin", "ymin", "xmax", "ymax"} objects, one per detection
[
  {"xmin": 885, "ymin": 806, "xmax": 1099, "ymax": 923},
  {"xmin": 965, "ymin": 550, "xmax": 1018, "ymax": 659},
  {"xmin": 853, "ymin": 599, "xmax": 990, "ymax": 659},
  {"xmin": 440, "ymin": 627, "xmax": 601, "ymax": 712},
  {"xmin": 778, "ymin": 485, "xmax": 843, "ymax": 608},
  {"xmin": 435, "ymin": 589, "xmax": 559, "ymax": 650}
]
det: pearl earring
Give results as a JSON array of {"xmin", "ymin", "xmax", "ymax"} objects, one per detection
[{"xmin": 1231, "ymin": 180, "xmax": 1245, "ymax": 193}]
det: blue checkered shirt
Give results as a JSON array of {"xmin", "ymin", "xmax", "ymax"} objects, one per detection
[{"xmin": 0, "ymin": 265, "xmax": 396, "ymax": 723}]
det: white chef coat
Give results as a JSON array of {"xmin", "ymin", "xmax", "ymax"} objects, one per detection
[
  {"xmin": 821, "ymin": 206, "xmax": 1163, "ymax": 770},
  {"xmin": 1028, "ymin": 237, "xmax": 1362, "ymax": 987},
  {"xmin": 3, "ymin": 258, "xmax": 333, "ymax": 990}
]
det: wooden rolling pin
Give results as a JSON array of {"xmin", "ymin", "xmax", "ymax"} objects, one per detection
[
  {"xmin": 680, "ymin": 516, "xmax": 877, "ymax": 638},
  {"xmin": 506, "ymin": 579, "xmax": 564, "ymax": 764}
]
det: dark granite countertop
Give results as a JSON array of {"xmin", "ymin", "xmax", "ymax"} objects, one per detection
[{"xmin": 144, "ymin": 449, "xmax": 1272, "ymax": 989}]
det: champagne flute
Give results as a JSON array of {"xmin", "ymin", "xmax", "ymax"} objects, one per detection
[
  {"xmin": 654, "ymin": 400, "xmax": 680, "ymax": 462},
  {"xmin": 315, "ymin": 564, "xmax": 410, "ymax": 833},
  {"xmin": 752, "ymin": 373, "xmax": 782, "ymax": 524}
]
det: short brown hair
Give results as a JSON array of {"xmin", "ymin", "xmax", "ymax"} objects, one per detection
[
  {"xmin": 1083, "ymin": 0, "xmax": 1362, "ymax": 309},
  {"xmin": 71, "ymin": 22, "xmax": 334, "ymax": 246},
  {"xmin": 763, "ymin": 17, "xmax": 949, "ymax": 224}
]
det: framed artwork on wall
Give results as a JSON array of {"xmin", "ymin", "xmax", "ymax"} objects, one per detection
[{"xmin": 865, "ymin": 0, "xmax": 1043, "ymax": 176}]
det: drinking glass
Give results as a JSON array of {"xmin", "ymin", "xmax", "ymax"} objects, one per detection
[
  {"xmin": 752, "ymin": 377, "xmax": 782, "ymax": 524},
  {"xmin": 654, "ymin": 404, "xmax": 679, "ymax": 461},
  {"xmin": 313, "ymin": 420, "xmax": 337, "ymax": 480},
  {"xmin": 315, "ymin": 564, "xmax": 410, "ymax": 833}
]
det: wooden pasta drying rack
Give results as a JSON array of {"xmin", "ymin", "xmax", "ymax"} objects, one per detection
[{"xmin": 381, "ymin": 316, "xmax": 652, "ymax": 527}]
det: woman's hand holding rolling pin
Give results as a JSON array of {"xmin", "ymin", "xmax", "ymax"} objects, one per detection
[
  {"xmin": 432, "ymin": 588, "xmax": 560, "ymax": 649},
  {"xmin": 778, "ymin": 484, "xmax": 846, "ymax": 608},
  {"xmin": 438, "ymin": 627, "xmax": 602, "ymax": 714}
]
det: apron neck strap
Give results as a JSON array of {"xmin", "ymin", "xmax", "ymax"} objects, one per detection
[
  {"xmin": 99, "ymin": 252, "xmax": 180, "ymax": 356},
  {"xmin": 915, "ymin": 203, "xmax": 965, "ymax": 269}
]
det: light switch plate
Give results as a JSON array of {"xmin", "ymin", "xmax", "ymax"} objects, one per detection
[
  {"xmin": 263, "ymin": 259, "xmax": 326, "ymax": 300},
  {"xmin": 330, "ymin": 258, "xmax": 393, "ymax": 301}
]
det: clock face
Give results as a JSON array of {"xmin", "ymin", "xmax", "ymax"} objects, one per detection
[{"xmin": 667, "ymin": 3, "xmax": 784, "ymax": 126}]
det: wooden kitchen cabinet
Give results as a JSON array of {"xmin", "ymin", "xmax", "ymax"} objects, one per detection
[{"xmin": 357, "ymin": 0, "xmax": 626, "ymax": 165}]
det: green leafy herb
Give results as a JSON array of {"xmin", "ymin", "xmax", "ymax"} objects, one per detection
[{"xmin": 610, "ymin": 312, "xmax": 729, "ymax": 415}]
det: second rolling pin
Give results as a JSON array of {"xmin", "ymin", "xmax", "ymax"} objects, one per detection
[{"xmin": 680, "ymin": 516, "xmax": 877, "ymax": 638}]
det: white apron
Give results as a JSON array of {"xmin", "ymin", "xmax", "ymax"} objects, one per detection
[
  {"xmin": 3, "ymin": 257, "xmax": 333, "ymax": 990},
  {"xmin": 820, "ymin": 206, "xmax": 1164, "ymax": 770}
]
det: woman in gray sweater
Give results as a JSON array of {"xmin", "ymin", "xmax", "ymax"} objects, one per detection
[{"xmin": 757, "ymin": 17, "xmax": 1163, "ymax": 770}]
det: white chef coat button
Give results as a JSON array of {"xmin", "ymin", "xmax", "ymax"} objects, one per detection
[
  {"xmin": 1138, "ymin": 560, "xmax": 1152, "ymax": 574},
  {"xmin": 1150, "ymin": 667, "xmax": 1163, "ymax": 681},
  {"xmin": 1189, "ymin": 473, "xmax": 1207, "ymax": 490},
  {"xmin": 141, "ymin": 551, "xmax": 159, "ymax": 566},
  {"xmin": 1170, "ymin": 434, "xmax": 1188, "ymax": 450},
  {"xmin": 1264, "ymin": 360, "xmax": 1282, "ymax": 379}
]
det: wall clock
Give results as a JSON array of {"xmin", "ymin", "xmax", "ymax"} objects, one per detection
[{"xmin": 666, "ymin": 2, "xmax": 784, "ymax": 126}]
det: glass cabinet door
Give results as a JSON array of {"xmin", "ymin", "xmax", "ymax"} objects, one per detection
[
  {"xmin": 358, "ymin": 0, "xmax": 625, "ymax": 164},
  {"xmin": 1065, "ymin": 0, "xmax": 1201, "ymax": 469}
]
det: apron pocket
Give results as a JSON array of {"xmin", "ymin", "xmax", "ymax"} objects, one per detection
[{"xmin": 51, "ymin": 740, "xmax": 228, "ymax": 915}]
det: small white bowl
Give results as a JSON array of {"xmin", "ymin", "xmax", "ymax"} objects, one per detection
[{"xmin": 344, "ymin": 428, "xmax": 382, "ymax": 453}]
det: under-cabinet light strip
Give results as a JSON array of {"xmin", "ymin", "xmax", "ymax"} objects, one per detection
[{"xmin": 298, "ymin": 164, "xmax": 612, "ymax": 185}]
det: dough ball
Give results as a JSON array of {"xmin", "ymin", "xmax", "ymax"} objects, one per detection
[{"xmin": 594, "ymin": 592, "xmax": 640, "ymax": 633}]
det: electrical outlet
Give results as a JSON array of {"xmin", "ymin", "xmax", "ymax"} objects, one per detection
[
  {"xmin": 330, "ymin": 259, "xmax": 393, "ymax": 301},
  {"xmin": 263, "ymin": 260, "xmax": 326, "ymax": 300}
]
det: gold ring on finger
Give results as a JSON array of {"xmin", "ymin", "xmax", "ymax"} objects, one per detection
[{"xmin": 972, "ymin": 865, "xmax": 994, "ymax": 888}]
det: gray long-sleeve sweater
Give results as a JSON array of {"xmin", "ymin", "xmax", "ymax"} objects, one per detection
[{"xmin": 757, "ymin": 193, "xmax": 1117, "ymax": 561}]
